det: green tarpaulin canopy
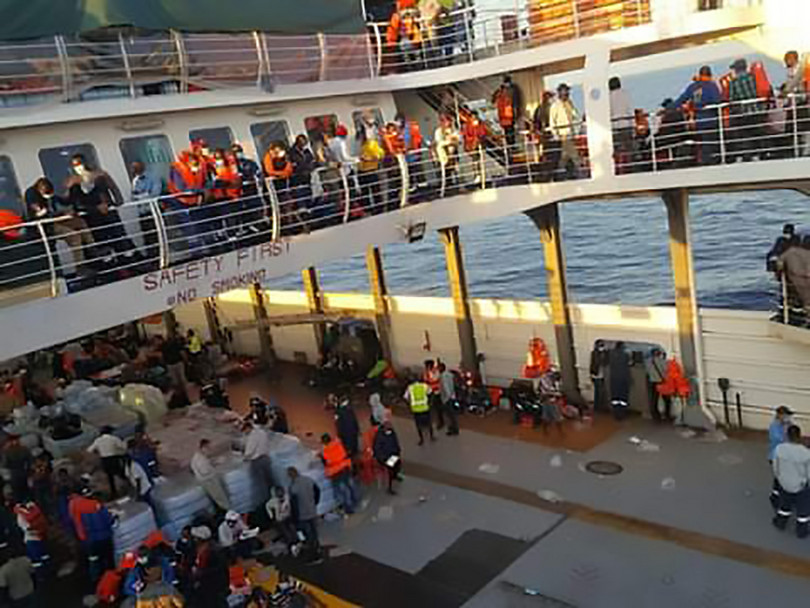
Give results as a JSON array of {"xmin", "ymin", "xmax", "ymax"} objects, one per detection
[{"xmin": 0, "ymin": 0, "xmax": 366, "ymax": 40}]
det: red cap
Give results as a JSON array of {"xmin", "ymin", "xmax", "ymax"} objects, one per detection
[{"xmin": 335, "ymin": 124, "xmax": 348, "ymax": 137}]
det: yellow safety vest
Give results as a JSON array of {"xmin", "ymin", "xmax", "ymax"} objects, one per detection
[
  {"xmin": 188, "ymin": 335, "xmax": 202, "ymax": 354},
  {"xmin": 408, "ymin": 382, "xmax": 430, "ymax": 414}
]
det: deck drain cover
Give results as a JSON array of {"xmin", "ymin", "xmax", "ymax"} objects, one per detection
[{"xmin": 584, "ymin": 460, "xmax": 623, "ymax": 476}]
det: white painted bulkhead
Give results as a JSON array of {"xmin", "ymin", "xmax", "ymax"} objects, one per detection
[{"xmin": 164, "ymin": 289, "xmax": 810, "ymax": 431}]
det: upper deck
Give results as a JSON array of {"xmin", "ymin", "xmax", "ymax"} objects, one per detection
[{"xmin": 0, "ymin": 0, "xmax": 766, "ymax": 130}]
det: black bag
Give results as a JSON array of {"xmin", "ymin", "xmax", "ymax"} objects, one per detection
[{"xmin": 200, "ymin": 382, "xmax": 229, "ymax": 409}]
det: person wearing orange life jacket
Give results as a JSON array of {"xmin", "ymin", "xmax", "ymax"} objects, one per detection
[
  {"xmin": 68, "ymin": 487, "xmax": 115, "ymax": 584},
  {"xmin": 320, "ymin": 433, "xmax": 357, "ymax": 514},
  {"xmin": 462, "ymin": 110, "xmax": 488, "ymax": 185},
  {"xmin": 650, "ymin": 349, "xmax": 690, "ymax": 423},
  {"xmin": 263, "ymin": 143, "xmax": 296, "ymax": 228},
  {"xmin": 168, "ymin": 150, "xmax": 211, "ymax": 250},
  {"xmin": 387, "ymin": 8, "xmax": 423, "ymax": 73},
  {"xmin": 492, "ymin": 75, "xmax": 522, "ymax": 154},
  {"xmin": 210, "ymin": 148, "xmax": 242, "ymax": 240}
]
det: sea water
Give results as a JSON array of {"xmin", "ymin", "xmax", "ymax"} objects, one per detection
[{"xmin": 277, "ymin": 189, "xmax": 808, "ymax": 311}]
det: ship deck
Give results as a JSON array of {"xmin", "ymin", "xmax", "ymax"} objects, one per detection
[{"xmin": 215, "ymin": 367, "xmax": 810, "ymax": 607}]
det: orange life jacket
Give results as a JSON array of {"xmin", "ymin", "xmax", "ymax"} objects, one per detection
[
  {"xmin": 322, "ymin": 439, "xmax": 352, "ymax": 478},
  {"xmin": 463, "ymin": 119, "xmax": 487, "ymax": 151},
  {"xmin": 749, "ymin": 61, "xmax": 772, "ymax": 99},
  {"xmin": 263, "ymin": 151, "xmax": 293, "ymax": 180},
  {"xmin": 382, "ymin": 126, "xmax": 406, "ymax": 155},
  {"xmin": 169, "ymin": 159, "xmax": 207, "ymax": 207},
  {"xmin": 0, "ymin": 209, "xmax": 23, "ymax": 241},
  {"xmin": 657, "ymin": 359, "xmax": 690, "ymax": 398},
  {"xmin": 212, "ymin": 161, "xmax": 241, "ymax": 200},
  {"xmin": 522, "ymin": 338, "xmax": 551, "ymax": 378},
  {"xmin": 495, "ymin": 88, "xmax": 515, "ymax": 127}
]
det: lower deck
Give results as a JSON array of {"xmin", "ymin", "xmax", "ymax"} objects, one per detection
[{"xmin": 229, "ymin": 368, "xmax": 810, "ymax": 607}]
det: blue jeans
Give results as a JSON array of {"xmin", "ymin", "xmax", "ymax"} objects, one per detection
[{"xmin": 331, "ymin": 470, "xmax": 358, "ymax": 513}]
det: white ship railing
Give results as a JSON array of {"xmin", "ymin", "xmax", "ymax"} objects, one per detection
[
  {"xmin": 0, "ymin": 90, "xmax": 805, "ymax": 305},
  {"xmin": 0, "ymin": 1, "xmax": 659, "ymax": 107}
]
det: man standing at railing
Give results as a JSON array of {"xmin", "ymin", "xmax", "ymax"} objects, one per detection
[
  {"xmin": 130, "ymin": 161, "xmax": 163, "ymax": 265},
  {"xmin": 671, "ymin": 66, "xmax": 722, "ymax": 165},
  {"xmin": 549, "ymin": 83, "xmax": 580, "ymax": 180},
  {"xmin": 609, "ymin": 77, "xmax": 635, "ymax": 173},
  {"xmin": 492, "ymin": 75, "xmax": 522, "ymax": 158},
  {"xmin": 782, "ymin": 50, "xmax": 809, "ymax": 157},
  {"xmin": 24, "ymin": 177, "xmax": 96, "ymax": 279},
  {"xmin": 67, "ymin": 154, "xmax": 139, "ymax": 265},
  {"xmin": 727, "ymin": 58, "xmax": 762, "ymax": 163}
]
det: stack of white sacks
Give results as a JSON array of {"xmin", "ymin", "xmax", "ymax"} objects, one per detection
[{"xmin": 110, "ymin": 497, "xmax": 158, "ymax": 560}]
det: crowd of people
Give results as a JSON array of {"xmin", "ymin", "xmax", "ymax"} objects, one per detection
[{"xmin": 609, "ymin": 50, "xmax": 809, "ymax": 172}]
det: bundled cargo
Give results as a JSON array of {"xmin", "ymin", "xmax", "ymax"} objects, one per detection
[
  {"xmin": 151, "ymin": 475, "xmax": 214, "ymax": 534},
  {"xmin": 109, "ymin": 498, "xmax": 157, "ymax": 560},
  {"xmin": 80, "ymin": 406, "xmax": 140, "ymax": 440},
  {"xmin": 219, "ymin": 459, "xmax": 269, "ymax": 514},
  {"xmin": 42, "ymin": 423, "xmax": 99, "ymax": 458},
  {"xmin": 63, "ymin": 385, "xmax": 119, "ymax": 415},
  {"xmin": 119, "ymin": 384, "xmax": 168, "ymax": 425}
]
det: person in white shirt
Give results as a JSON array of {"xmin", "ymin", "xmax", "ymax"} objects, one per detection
[
  {"xmin": 434, "ymin": 114, "xmax": 461, "ymax": 193},
  {"xmin": 548, "ymin": 83, "xmax": 580, "ymax": 179},
  {"xmin": 241, "ymin": 421, "xmax": 275, "ymax": 490},
  {"xmin": 772, "ymin": 424, "xmax": 810, "ymax": 538},
  {"xmin": 609, "ymin": 76, "xmax": 635, "ymax": 162},
  {"xmin": 123, "ymin": 454, "xmax": 155, "ymax": 510},
  {"xmin": 265, "ymin": 486, "xmax": 297, "ymax": 549},
  {"xmin": 190, "ymin": 438, "xmax": 230, "ymax": 511},
  {"xmin": 87, "ymin": 426, "xmax": 127, "ymax": 498},
  {"xmin": 218, "ymin": 510, "xmax": 259, "ymax": 558}
]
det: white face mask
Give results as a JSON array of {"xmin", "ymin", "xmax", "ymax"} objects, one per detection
[
  {"xmin": 215, "ymin": 160, "xmax": 225, "ymax": 168},
  {"xmin": 42, "ymin": 192, "xmax": 53, "ymax": 200},
  {"xmin": 72, "ymin": 164, "xmax": 86, "ymax": 176},
  {"xmin": 201, "ymin": 147, "xmax": 211, "ymax": 157}
]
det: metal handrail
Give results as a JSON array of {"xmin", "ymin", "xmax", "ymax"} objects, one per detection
[{"xmin": 0, "ymin": 0, "xmax": 660, "ymax": 108}]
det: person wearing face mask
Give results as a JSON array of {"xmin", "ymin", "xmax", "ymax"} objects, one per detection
[
  {"xmin": 66, "ymin": 154, "xmax": 137, "ymax": 262},
  {"xmin": 230, "ymin": 143, "xmax": 264, "ymax": 234},
  {"xmin": 25, "ymin": 177, "xmax": 96, "ymax": 276},
  {"xmin": 394, "ymin": 112, "xmax": 425, "ymax": 194}
]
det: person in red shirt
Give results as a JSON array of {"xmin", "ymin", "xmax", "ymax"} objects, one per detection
[
  {"xmin": 423, "ymin": 359, "xmax": 444, "ymax": 430},
  {"xmin": 462, "ymin": 110, "xmax": 488, "ymax": 186}
]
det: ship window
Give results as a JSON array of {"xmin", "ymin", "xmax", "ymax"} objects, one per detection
[
  {"xmin": 38, "ymin": 143, "xmax": 100, "ymax": 196},
  {"xmin": 250, "ymin": 121, "xmax": 290, "ymax": 161},
  {"xmin": 304, "ymin": 114, "xmax": 338, "ymax": 147},
  {"xmin": 119, "ymin": 135, "xmax": 174, "ymax": 191},
  {"xmin": 352, "ymin": 108, "xmax": 384, "ymax": 139},
  {"xmin": 188, "ymin": 126, "xmax": 233, "ymax": 151},
  {"xmin": 0, "ymin": 156, "xmax": 22, "ymax": 215}
]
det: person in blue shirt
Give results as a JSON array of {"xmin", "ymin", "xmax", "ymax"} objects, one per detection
[
  {"xmin": 769, "ymin": 405, "xmax": 793, "ymax": 510},
  {"xmin": 670, "ymin": 66, "xmax": 723, "ymax": 165}
]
